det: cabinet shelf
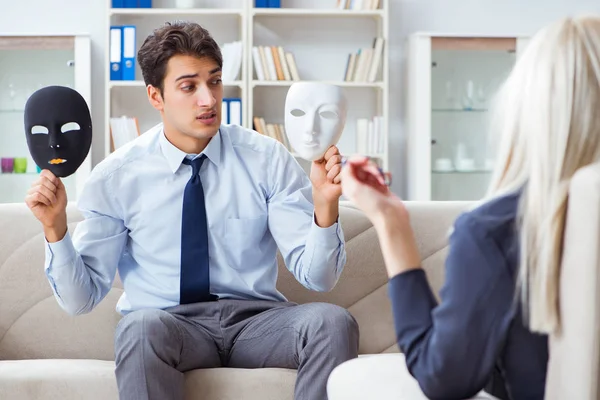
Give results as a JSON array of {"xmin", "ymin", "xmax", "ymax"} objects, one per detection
[
  {"xmin": 252, "ymin": 80, "xmax": 384, "ymax": 88},
  {"xmin": 110, "ymin": 8, "xmax": 243, "ymax": 16},
  {"xmin": 109, "ymin": 80, "xmax": 244, "ymax": 88},
  {"xmin": 252, "ymin": 8, "xmax": 384, "ymax": 18},
  {"xmin": 432, "ymin": 108, "xmax": 489, "ymax": 113},
  {"xmin": 0, "ymin": 109, "xmax": 24, "ymax": 113},
  {"xmin": 432, "ymin": 169, "xmax": 493, "ymax": 174}
]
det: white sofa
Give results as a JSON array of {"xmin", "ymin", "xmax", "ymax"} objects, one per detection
[{"xmin": 0, "ymin": 200, "xmax": 470, "ymax": 399}]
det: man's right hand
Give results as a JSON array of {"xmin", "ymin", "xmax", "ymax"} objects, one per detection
[{"xmin": 25, "ymin": 169, "xmax": 68, "ymax": 243}]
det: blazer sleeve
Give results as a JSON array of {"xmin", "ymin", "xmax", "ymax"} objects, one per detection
[{"xmin": 388, "ymin": 214, "xmax": 516, "ymax": 400}]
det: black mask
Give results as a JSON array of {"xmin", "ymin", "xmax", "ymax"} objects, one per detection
[{"xmin": 24, "ymin": 86, "xmax": 92, "ymax": 178}]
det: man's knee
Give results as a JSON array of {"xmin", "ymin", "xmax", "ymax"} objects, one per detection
[
  {"xmin": 115, "ymin": 308, "xmax": 179, "ymax": 355},
  {"xmin": 302, "ymin": 303, "xmax": 359, "ymax": 339}
]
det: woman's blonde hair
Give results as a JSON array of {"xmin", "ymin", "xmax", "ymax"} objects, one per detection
[{"xmin": 486, "ymin": 15, "xmax": 600, "ymax": 334}]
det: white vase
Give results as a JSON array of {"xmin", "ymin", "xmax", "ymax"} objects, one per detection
[{"xmin": 175, "ymin": 0, "xmax": 195, "ymax": 8}]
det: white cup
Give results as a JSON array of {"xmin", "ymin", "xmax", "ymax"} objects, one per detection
[{"xmin": 434, "ymin": 158, "xmax": 453, "ymax": 171}]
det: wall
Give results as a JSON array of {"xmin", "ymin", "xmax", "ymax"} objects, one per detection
[{"xmin": 1, "ymin": 0, "xmax": 600, "ymax": 196}]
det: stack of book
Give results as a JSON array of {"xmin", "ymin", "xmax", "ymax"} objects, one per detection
[
  {"xmin": 252, "ymin": 46, "xmax": 300, "ymax": 81},
  {"xmin": 252, "ymin": 117, "xmax": 291, "ymax": 151},
  {"xmin": 343, "ymin": 37, "xmax": 384, "ymax": 82},
  {"xmin": 337, "ymin": 0, "xmax": 380, "ymax": 9},
  {"xmin": 110, "ymin": 116, "xmax": 140, "ymax": 151},
  {"xmin": 221, "ymin": 41, "xmax": 243, "ymax": 82},
  {"xmin": 356, "ymin": 116, "xmax": 385, "ymax": 155}
]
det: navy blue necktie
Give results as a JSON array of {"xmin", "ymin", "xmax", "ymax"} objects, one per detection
[{"xmin": 180, "ymin": 155, "xmax": 213, "ymax": 304}]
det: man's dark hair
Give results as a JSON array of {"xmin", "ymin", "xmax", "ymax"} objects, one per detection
[{"xmin": 137, "ymin": 21, "xmax": 223, "ymax": 96}]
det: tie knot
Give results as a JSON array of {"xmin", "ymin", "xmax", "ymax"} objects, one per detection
[{"xmin": 183, "ymin": 154, "xmax": 206, "ymax": 175}]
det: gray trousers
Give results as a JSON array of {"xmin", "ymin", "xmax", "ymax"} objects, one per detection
[{"xmin": 114, "ymin": 299, "xmax": 359, "ymax": 400}]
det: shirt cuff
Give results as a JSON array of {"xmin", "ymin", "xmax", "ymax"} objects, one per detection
[
  {"xmin": 310, "ymin": 212, "xmax": 344, "ymax": 246},
  {"xmin": 45, "ymin": 231, "xmax": 77, "ymax": 270}
]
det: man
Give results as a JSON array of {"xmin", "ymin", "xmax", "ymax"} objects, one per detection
[{"xmin": 25, "ymin": 21, "xmax": 358, "ymax": 400}]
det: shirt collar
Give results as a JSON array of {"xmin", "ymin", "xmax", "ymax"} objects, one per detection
[{"xmin": 159, "ymin": 127, "xmax": 222, "ymax": 173}]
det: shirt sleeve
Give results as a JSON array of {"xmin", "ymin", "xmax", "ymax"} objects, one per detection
[
  {"xmin": 388, "ymin": 214, "xmax": 515, "ymax": 400},
  {"xmin": 265, "ymin": 141, "xmax": 346, "ymax": 292},
  {"xmin": 44, "ymin": 165, "xmax": 128, "ymax": 315}
]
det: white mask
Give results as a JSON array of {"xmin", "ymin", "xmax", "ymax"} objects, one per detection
[{"xmin": 284, "ymin": 82, "xmax": 347, "ymax": 161}]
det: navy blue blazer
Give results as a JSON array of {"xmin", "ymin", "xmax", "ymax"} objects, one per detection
[{"xmin": 389, "ymin": 192, "xmax": 548, "ymax": 400}]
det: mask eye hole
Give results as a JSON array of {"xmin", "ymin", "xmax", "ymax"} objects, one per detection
[
  {"xmin": 61, "ymin": 122, "xmax": 81, "ymax": 133},
  {"xmin": 290, "ymin": 109, "xmax": 305, "ymax": 117},
  {"xmin": 319, "ymin": 110, "xmax": 338, "ymax": 119},
  {"xmin": 31, "ymin": 125, "xmax": 49, "ymax": 135}
]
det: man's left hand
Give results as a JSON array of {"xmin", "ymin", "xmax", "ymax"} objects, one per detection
[{"xmin": 310, "ymin": 145, "xmax": 343, "ymax": 204}]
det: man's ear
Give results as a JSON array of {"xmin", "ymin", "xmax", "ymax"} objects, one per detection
[{"xmin": 147, "ymin": 85, "xmax": 164, "ymax": 111}]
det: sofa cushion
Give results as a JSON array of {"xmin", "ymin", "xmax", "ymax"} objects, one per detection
[
  {"xmin": 326, "ymin": 353, "xmax": 497, "ymax": 400},
  {"xmin": 0, "ymin": 359, "xmax": 296, "ymax": 400}
]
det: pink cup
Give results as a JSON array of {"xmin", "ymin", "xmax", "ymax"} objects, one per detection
[{"xmin": 1, "ymin": 158, "xmax": 14, "ymax": 173}]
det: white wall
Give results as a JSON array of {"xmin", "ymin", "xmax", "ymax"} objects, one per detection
[{"xmin": 2, "ymin": 0, "xmax": 600, "ymax": 196}]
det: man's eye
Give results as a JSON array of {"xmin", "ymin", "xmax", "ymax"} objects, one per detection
[
  {"xmin": 182, "ymin": 85, "xmax": 195, "ymax": 92},
  {"xmin": 211, "ymin": 78, "xmax": 222, "ymax": 85}
]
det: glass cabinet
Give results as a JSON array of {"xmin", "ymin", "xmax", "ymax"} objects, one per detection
[
  {"xmin": 406, "ymin": 33, "xmax": 529, "ymax": 201},
  {"xmin": 0, "ymin": 35, "xmax": 91, "ymax": 204}
]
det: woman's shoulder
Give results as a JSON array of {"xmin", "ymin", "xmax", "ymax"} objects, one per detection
[{"xmin": 454, "ymin": 190, "xmax": 521, "ymax": 243}]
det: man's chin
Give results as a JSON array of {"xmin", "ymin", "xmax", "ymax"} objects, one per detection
[{"xmin": 190, "ymin": 125, "xmax": 219, "ymax": 139}]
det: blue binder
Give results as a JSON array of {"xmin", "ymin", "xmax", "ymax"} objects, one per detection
[
  {"xmin": 109, "ymin": 26, "xmax": 122, "ymax": 81},
  {"xmin": 123, "ymin": 0, "xmax": 152, "ymax": 7},
  {"xmin": 268, "ymin": 0, "xmax": 281, "ymax": 7},
  {"xmin": 255, "ymin": 0, "xmax": 268, "ymax": 7},
  {"xmin": 112, "ymin": 0, "xmax": 124, "ymax": 7},
  {"xmin": 121, "ymin": 25, "xmax": 136, "ymax": 81},
  {"xmin": 221, "ymin": 99, "xmax": 230, "ymax": 124},
  {"xmin": 227, "ymin": 98, "xmax": 242, "ymax": 126}
]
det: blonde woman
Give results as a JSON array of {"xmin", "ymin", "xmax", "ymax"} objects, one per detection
[{"xmin": 330, "ymin": 15, "xmax": 600, "ymax": 400}]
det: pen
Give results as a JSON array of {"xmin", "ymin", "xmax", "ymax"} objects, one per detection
[{"xmin": 340, "ymin": 155, "xmax": 392, "ymax": 186}]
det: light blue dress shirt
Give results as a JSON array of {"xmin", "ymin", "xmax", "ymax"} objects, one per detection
[{"xmin": 44, "ymin": 123, "xmax": 346, "ymax": 315}]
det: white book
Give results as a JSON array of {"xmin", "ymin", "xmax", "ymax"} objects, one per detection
[
  {"xmin": 277, "ymin": 46, "xmax": 292, "ymax": 81},
  {"xmin": 353, "ymin": 48, "xmax": 372, "ymax": 82},
  {"xmin": 367, "ymin": 38, "xmax": 384, "ymax": 83},
  {"xmin": 368, "ymin": 119, "xmax": 375, "ymax": 154},
  {"xmin": 263, "ymin": 46, "xmax": 278, "ymax": 82},
  {"xmin": 356, "ymin": 118, "xmax": 369, "ymax": 153},
  {"xmin": 258, "ymin": 46, "xmax": 271, "ymax": 80},
  {"xmin": 285, "ymin": 53, "xmax": 301, "ymax": 81},
  {"xmin": 252, "ymin": 46, "xmax": 265, "ymax": 81}
]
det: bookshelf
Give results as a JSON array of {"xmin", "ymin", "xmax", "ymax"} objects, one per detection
[{"xmin": 105, "ymin": 0, "xmax": 389, "ymax": 170}]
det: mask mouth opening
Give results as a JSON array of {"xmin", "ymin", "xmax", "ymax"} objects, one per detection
[{"xmin": 49, "ymin": 158, "xmax": 67, "ymax": 165}]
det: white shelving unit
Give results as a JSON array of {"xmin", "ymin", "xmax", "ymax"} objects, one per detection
[
  {"xmin": 105, "ymin": 0, "xmax": 247, "ymax": 157},
  {"xmin": 248, "ymin": 0, "xmax": 389, "ymax": 170},
  {"xmin": 406, "ymin": 33, "xmax": 530, "ymax": 201},
  {"xmin": 104, "ymin": 0, "xmax": 390, "ymax": 170}
]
